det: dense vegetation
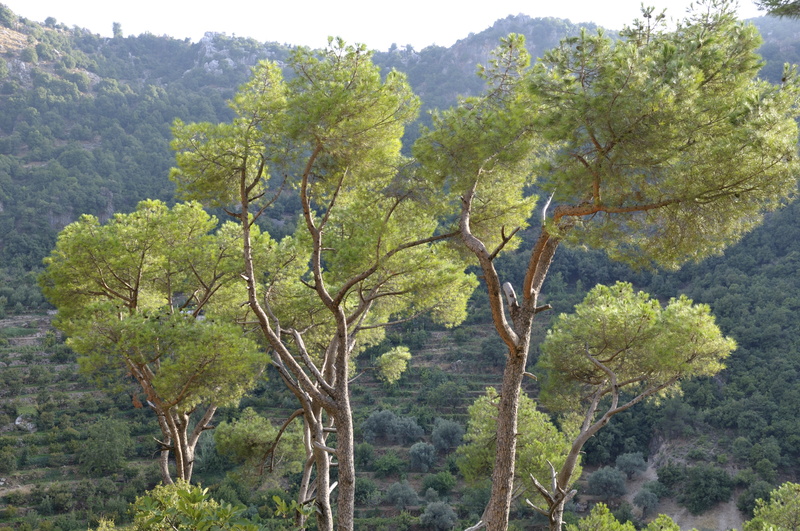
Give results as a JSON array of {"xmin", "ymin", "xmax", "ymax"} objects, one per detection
[{"xmin": 2, "ymin": 2, "xmax": 800, "ymax": 530}]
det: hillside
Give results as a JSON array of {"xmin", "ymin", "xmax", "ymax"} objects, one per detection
[{"xmin": 0, "ymin": 2, "xmax": 800, "ymax": 530}]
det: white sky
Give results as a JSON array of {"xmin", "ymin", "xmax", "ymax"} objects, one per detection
[{"xmin": 3, "ymin": 0, "xmax": 765, "ymax": 51}]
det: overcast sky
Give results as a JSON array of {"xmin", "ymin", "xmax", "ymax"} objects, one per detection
[{"xmin": 4, "ymin": 0, "xmax": 765, "ymax": 51}]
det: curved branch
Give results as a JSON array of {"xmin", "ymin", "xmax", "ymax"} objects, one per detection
[
  {"xmin": 460, "ymin": 187, "xmax": 518, "ymax": 349},
  {"xmin": 260, "ymin": 408, "xmax": 305, "ymax": 474}
]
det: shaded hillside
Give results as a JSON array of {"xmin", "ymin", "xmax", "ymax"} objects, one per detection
[
  {"xmin": 374, "ymin": 15, "xmax": 599, "ymax": 118},
  {"xmin": 0, "ymin": 5, "xmax": 607, "ymax": 315},
  {"xmin": 0, "ymin": 1, "xmax": 792, "ymax": 290}
]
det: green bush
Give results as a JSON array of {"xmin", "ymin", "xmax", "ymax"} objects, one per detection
[
  {"xmin": 355, "ymin": 477, "xmax": 380, "ymax": 506},
  {"xmin": 409, "ymin": 442, "xmax": 436, "ymax": 472},
  {"xmin": 355, "ymin": 442, "xmax": 374, "ymax": 468},
  {"xmin": 0, "ymin": 446, "xmax": 17, "ymax": 474},
  {"xmin": 78, "ymin": 417, "xmax": 133, "ymax": 476},
  {"xmin": 737, "ymin": 480, "xmax": 774, "ymax": 516},
  {"xmin": 384, "ymin": 481, "xmax": 418, "ymax": 510},
  {"xmin": 20, "ymin": 47, "xmax": 38, "ymax": 63},
  {"xmin": 422, "ymin": 471, "xmax": 457, "ymax": 497},
  {"xmin": 677, "ymin": 465, "xmax": 733, "ymax": 514},
  {"xmin": 132, "ymin": 480, "xmax": 259, "ymax": 530},
  {"xmin": 419, "ymin": 501, "xmax": 458, "ymax": 530},
  {"xmin": 657, "ymin": 462, "xmax": 686, "ymax": 488},
  {"xmin": 588, "ymin": 467, "xmax": 627, "ymax": 500},
  {"xmin": 374, "ymin": 451, "xmax": 405, "ymax": 478}
]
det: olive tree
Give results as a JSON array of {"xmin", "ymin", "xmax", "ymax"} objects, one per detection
[{"xmin": 415, "ymin": 3, "xmax": 800, "ymax": 529}]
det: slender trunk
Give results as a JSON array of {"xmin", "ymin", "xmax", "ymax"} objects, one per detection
[
  {"xmin": 173, "ymin": 412, "xmax": 187, "ymax": 481},
  {"xmin": 312, "ymin": 414, "xmax": 333, "ymax": 531},
  {"xmin": 296, "ymin": 421, "xmax": 314, "ymax": 529},
  {"xmin": 484, "ymin": 336, "xmax": 532, "ymax": 530},
  {"xmin": 158, "ymin": 438, "xmax": 172, "ymax": 485},
  {"xmin": 179, "ymin": 434, "xmax": 195, "ymax": 481},
  {"xmin": 334, "ymin": 385, "xmax": 356, "ymax": 531},
  {"xmin": 152, "ymin": 409, "xmax": 174, "ymax": 485}
]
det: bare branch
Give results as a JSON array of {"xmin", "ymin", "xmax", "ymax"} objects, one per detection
[
  {"xmin": 260, "ymin": 408, "xmax": 305, "ymax": 474},
  {"xmin": 290, "ymin": 329, "xmax": 335, "ymax": 397},
  {"xmin": 312, "ymin": 441, "xmax": 337, "ymax": 455},
  {"xmin": 488, "ymin": 226, "xmax": 521, "ymax": 261}
]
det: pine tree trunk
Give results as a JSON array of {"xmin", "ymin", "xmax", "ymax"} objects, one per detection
[
  {"xmin": 312, "ymin": 425, "xmax": 333, "ymax": 531},
  {"xmin": 334, "ymin": 387, "xmax": 356, "ymax": 531},
  {"xmin": 475, "ymin": 223, "xmax": 560, "ymax": 530},
  {"xmin": 483, "ymin": 342, "xmax": 530, "ymax": 530},
  {"xmin": 549, "ymin": 505, "xmax": 565, "ymax": 531},
  {"xmin": 158, "ymin": 443, "xmax": 172, "ymax": 485}
]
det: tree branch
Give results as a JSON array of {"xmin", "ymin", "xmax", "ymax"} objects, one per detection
[{"xmin": 260, "ymin": 408, "xmax": 305, "ymax": 474}]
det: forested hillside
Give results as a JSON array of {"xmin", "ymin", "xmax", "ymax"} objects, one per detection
[{"xmin": 1, "ymin": 2, "xmax": 800, "ymax": 530}]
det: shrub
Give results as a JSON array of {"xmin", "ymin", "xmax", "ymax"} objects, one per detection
[
  {"xmin": 355, "ymin": 442, "xmax": 375, "ymax": 468},
  {"xmin": 657, "ymin": 462, "xmax": 686, "ymax": 488},
  {"xmin": 737, "ymin": 480, "xmax": 774, "ymax": 516},
  {"xmin": 384, "ymin": 481, "xmax": 418, "ymax": 510},
  {"xmin": 422, "ymin": 471, "xmax": 457, "ymax": 497},
  {"xmin": 677, "ymin": 465, "xmax": 733, "ymax": 514},
  {"xmin": 431, "ymin": 418, "xmax": 464, "ymax": 453},
  {"xmin": 587, "ymin": 467, "xmax": 627, "ymax": 501},
  {"xmin": 424, "ymin": 487, "xmax": 439, "ymax": 503},
  {"xmin": 21, "ymin": 47, "xmax": 38, "ymax": 63},
  {"xmin": 0, "ymin": 446, "xmax": 16, "ymax": 474},
  {"xmin": 355, "ymin": 477, "xmax": 380, "ymax": 506},
  {"xmin": 78, "ymin": 417, "xmax": 133, "ymax": 476},
  {"xmin": 374, "ymin": 451, "xmax": 405, "ymax": 478},
  {"xmin": 426, "ymin": 381, "xmax": 467, "ymax": 410},
  {"xmin": 615, "ymin": 452, "xmax": 647, "ymax": 479},
  {"xmin": 131, "ymin": 480, "xmax": 257, "ymax": 530},
  {"xmin": 409, "ymin": 442, "xmax": 436, "ymax": 472},
  {"xmin": 419, "ymin": 501, "xmax": 458, "ymax": 530}
]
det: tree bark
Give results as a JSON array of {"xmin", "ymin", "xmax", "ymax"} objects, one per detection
[
  {"xmin": 334, "ymin": 382, "xmax": 356, "ymax": 531},
  {"xmin": 158, "ymin": 437, "xmax": 172, "ymax": 485},
  {"xmin": 311, "ymin": 409, "xmax": 333, "ymax": 531},
  {"xmin": 484, "ymin": 344, "xmax": 527, "ymax": 529}
]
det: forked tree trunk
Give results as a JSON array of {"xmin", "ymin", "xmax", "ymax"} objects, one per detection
[
  {"xmin": 471, "ymin": 221, "xmax": 561, "ymax": 531},
  {"xmin": 133, "ymin": 364, "xmax": 216, "ymax": 485}
]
